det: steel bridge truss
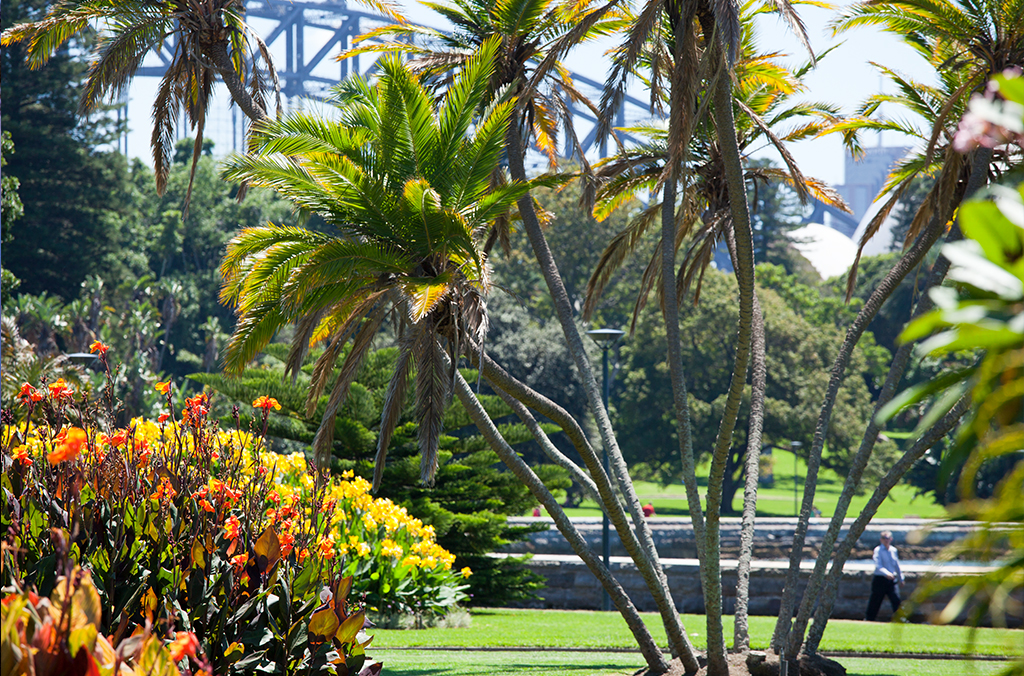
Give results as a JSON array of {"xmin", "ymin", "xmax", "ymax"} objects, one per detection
[{"xmin": 134, "ymin": 0, "xmax": 654, "ymax": 160}]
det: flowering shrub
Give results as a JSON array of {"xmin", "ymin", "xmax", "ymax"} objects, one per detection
[{"xmin": 1, "ymin": 348, "xmax": 466, "ymax": 673}]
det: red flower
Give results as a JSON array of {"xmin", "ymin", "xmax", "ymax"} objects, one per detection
[
  {"xmin": 155, "ymin": 381, "xmax": 171, "ymax": 395},
  {"xmin": 89, "ymin": 340, "xmax": 109, "ymax": 355},
  {"xmin": 100, "ymin": 429, "xmax": 128, "ymax": 448},
  {"xmin": 198, "ymin": 498, "xmax": 214, "ymax": 513},
  {"xmin": 168, "ymin": 631, "xmax": 199, "ymax": 662},
  {"xmin": 18, "ymin": 383, "xmax": 43, "ymax": 404},
  {"xmin": 48, "ymin": 427, "xmax": 88, "ymax": 464},
  {"xmin": 279, "ymin": 531, "xmax": 295, "ymax": 557},
  {"xmin": 157, "ymin": 413, "xmax": 170, "ymax": 423}
]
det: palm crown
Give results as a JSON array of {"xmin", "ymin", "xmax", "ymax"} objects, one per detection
[
  {"xmin": 584, "ymin": 6, "xmax": 847, "ymax": 322},
  {"xmin": 220, "ymin": 43, "xmax": 546, "ymax": 485}
]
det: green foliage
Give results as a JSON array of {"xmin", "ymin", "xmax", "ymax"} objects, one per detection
[
  {"xmin": 615, "ymin": 268, "xmax": 887, "ymax": 506},
  {"xmin": 881, "ymin": 74, "xmax": 1023, "ymax": 669},
  {"xmin": 189, "ymin": 344, "xmax": 566, "ymax": 607}
]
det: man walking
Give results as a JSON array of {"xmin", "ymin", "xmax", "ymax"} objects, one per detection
[{"xmin": 865, "ymin": 530, "xmax": 903, "ymax": 621}]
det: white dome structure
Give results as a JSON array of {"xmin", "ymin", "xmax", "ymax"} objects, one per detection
[
  {"xmin": 787, "ymin": 223, "xmax": 858, "ymax": 279},
  {"xmin": 850, "ymin": 198, "xmax": 902, "ymax": 258}
]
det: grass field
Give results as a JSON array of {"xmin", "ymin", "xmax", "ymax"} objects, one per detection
[
  {"xmin": 551, "ymin": 448, "xmax": 948, "ymax": 519},
  {"xmin": 371, "ymin": 608, "xmax": 1023, "ymax": 657},
  {"xmin": 372, "ymin": 651, "xmax": 1012, "ymax": 676}
]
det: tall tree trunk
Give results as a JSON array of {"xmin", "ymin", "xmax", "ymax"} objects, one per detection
[
  {"xmin": 804, "ymin": 395, "xmax": 970, "ymax": 655},
  {"xmin": 506, "ymin": 121, "xmax": 698, "ymax": 670},
  {"xmin": 734, "ymin": 290, "xmax": 766, "ymax": 652},
  {"xmin": 771, "ymin": 147, "xmax": 993, "ymax": 652},
  {"xmin": 449, "ymin": 365, "xmax": 670, "ymax": 674},
  {"xmin": 698, "ymin": 53, "xmax": 758, "ymax": 676},
  {"xmin": 785, "ymin": 147, "xmax": 992, "ymax": 656}
]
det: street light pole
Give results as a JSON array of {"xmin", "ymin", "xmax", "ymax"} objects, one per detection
[
  {"xmin": 586, "ymin": 328, "xmax": 624, "ymax": 612},
  {"xmin": 790, "ymin": 441, "xmax": 803, "ymax": 517}
]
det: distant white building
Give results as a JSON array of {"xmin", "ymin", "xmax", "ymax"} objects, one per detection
[{"xmin": 836, "ymin": 145, "xmax": 912, "ymax": 225}]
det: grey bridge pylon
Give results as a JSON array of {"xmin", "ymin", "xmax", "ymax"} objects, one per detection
[{"xmin": 134, "ymin": 0, "xmax": 654, "ymax": 159}]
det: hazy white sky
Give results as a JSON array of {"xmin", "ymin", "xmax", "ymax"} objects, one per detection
[{"xmin": 120, "ymin": 1, "xmax": 938, "ymax": 188}]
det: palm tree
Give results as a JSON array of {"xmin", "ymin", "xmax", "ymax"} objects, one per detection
[
  {"xmin": 0, "ymin": 0, "xmax": 288, "ymax": 202},
  {"xmin": 220, "ymin": 43, "xmax": 537, "ymax": 483},
  {"xmin": 345, "ymin": 1, "xmax": 703, "ymax": 670},
  {"xmin": 773, "ymin": 0, "xmax": 1022, "ymax": 658},
  {"xmin": 219, "ymin": 45, "xmax": 674, "ymax": 672},
  {"xmin": 587, "ymin": 6, "xmax": 844, "ymax": 663}
]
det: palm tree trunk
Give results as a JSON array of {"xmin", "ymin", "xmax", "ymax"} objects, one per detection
[
  {"xmin": 734, "ymin": 289, "xmax": 766, "ymax": 653},
  {"xmin": 475, "ymin": 348, "xmax": 700, "ymax": 651},
  {"xmin": 205, "ymin": 41, "xmax": 269, "ymax": 123},
  {"xmin": 488, "ymin": 381, "xmax": 604, "ymax": 505},
  {"xmin": 661, "ymin": 178, "xmax": 708, "ymax": 559},
  {"xmin": 449, "ymin": 365, "xmax": 670, "ymax": 674},
  {"xmin": 784, "ymin": 147, "xmax": 992, "ymax": 657},
  {"xmin": 803, "ymin": 395, "xmax": 970, "ymax": 655},
  {"xmin": 701, "ymin": 60, "xmax": 757, "ymax": 676},
  {"xmin": 506, "ymin": 121, "xmax": 698, "ymax": 670},
  {"xmin": 771, "ymin": 146, "xmax": 993, "ymax": 652}
]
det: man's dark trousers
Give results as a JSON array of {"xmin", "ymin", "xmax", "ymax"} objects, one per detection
[{"xmin": 865, "ymin": 574, "xmax": 901, "ymax": 621}]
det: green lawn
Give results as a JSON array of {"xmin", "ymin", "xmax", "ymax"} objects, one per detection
[
  {"xmin": 372, "ymin": 651, "xmax": 1012, "ymax": 676},
  {"xmin": 371, "ymin": 609, "xmax": 1023, "ymax": 657},
  {"xmin": 553, "ymin": 448, "xmax": 948, "ymax": 519}
]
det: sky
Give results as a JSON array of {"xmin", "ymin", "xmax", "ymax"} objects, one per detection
[{"xmin": 119, "ymin": 1, "xmax": 939, "ymax": 189}]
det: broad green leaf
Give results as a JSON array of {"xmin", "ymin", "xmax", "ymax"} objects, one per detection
[
  {"xmin": 336, "ymin": 610, "xmax": 365, "ymax": 645},
  {"xmin": 308, "ymin": 607, "xmax": 340, "ymax": 643},
  {"xmin": 137, "ymin": 636, "xmax": 181, "ymax": 676},
  {"xmin": 69, "ymin": 624, "xmax": 98, "ymax": 658}
]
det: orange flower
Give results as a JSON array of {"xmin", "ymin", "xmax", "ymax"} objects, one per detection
[
  {"xmin": 317, "ymin": 536, "xmax": 336, "ymax": 560},
  {"xmin": 155, "ymin": 381, "xmax": 171, "ymax": 395},
  {"xmin": 267, "ymin": 490, "xmax": 280, "ymax": 504},
  {"xmin": 231, "ymin": 553, "xmax": 249, "ymax": 573},
  {"xmin": 168, "ymin": 631, "xmax": 199, "ymax": 662},
  {"xmin": 157, "ymin": 413, "xmax": 170, "ymax": 423},
  {"xmin": 198, "ymin": 498, "xmax": 214, "ymax": 513},
  {"xmin": 100, "ymin": 429, "xmax": 128, "ymax": 448},
  {"xmin": 252, "ymin": 396, "xmax": 281, "ymax": 411},
  {"xmin": 13, "ymin": 445, "xmax": 32, "ymax": 466},
  {"xmin": 150, "ymin": 477, "xmax": 177, "ymax": 501},
  {"xmin": 223, "ymin": 516, "xmax": 241, "ymax": 542},
  {"xmin": 137, "ymin": 448, "xmax": 152, "ymax": 467},
  {"xmin": 297, "ymin": 548, "xmax": 310, "ymax": 564},
  {"xmin": 279, "ymin": 531, "xmax": 295, "ymax": 557},
  {"xmin": 89, "ymin": 340, "xmax": 109, "ymax": 355},
  {"xmin": 47, "ymin": 427, "xmax": 88, "ymax": 464},
  {"xmin": 48, "ymin": 378, "xmax": 74, "ymax": 401},
  {"xmin": 18, "ymin": 383, "xmax": 43, "ymax": 404}
]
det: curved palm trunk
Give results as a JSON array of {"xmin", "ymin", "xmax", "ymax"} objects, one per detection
[
  {"xmin": 701, "ymin": 60, "xmax": 757, "ymax": 676},
  {"xmin": 475, "ymin": 350, "xmax": 698, "ymax": 660},
  {"xmin": 771, "ymin": 147, "xmax": 993, "ymax": 652},
  {"xmin": 734, "ymin": 288, "xmax": 766, "ymax": 652},
  {"xmin": 488, "ymin": 382, "xmax": 603, "ymax": 505},
  {"xmin": 785, "ymin": 147, "xmax": 992, "ymax": 656},
  {"xmin": 804, "ymin": 395, "xmax": 970, "ymax": 655},
  {"xmin": 506, "ymin": 121, "xmax": 698, "ymax": 671},
  {"xmin": 205, "ymin": 41, "xmax": 269, "ymax": 123},
  {"xmin": 449, "ymin": 365, "xmax": 670, "ymax": 674}
]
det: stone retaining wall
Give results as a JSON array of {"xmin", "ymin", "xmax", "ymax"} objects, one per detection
[
  {"xmin": 501, "ymin": 553, "xmax": 1017, "ymax": 625},
  {"xmin": 504, "ymin": 517, "xmax": 979, "ymax": 561}
]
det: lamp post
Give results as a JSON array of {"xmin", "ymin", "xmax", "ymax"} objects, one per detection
[
  {"xmin": 586, "ymin": 327, "xmax": 624, "ymax": 611},
  {"xmin": 790, "ymin": 441, "xmax": 803, "ymax": 517}
]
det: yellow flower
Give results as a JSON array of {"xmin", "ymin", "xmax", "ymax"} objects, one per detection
[{"xmin": 460, "ymin": 567, "xmax": 473, "ymax": 579}]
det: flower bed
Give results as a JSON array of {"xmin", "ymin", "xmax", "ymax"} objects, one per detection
[{"xmin": 1, "ymin": 348, "xmax": 467, "ymax": 675}]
